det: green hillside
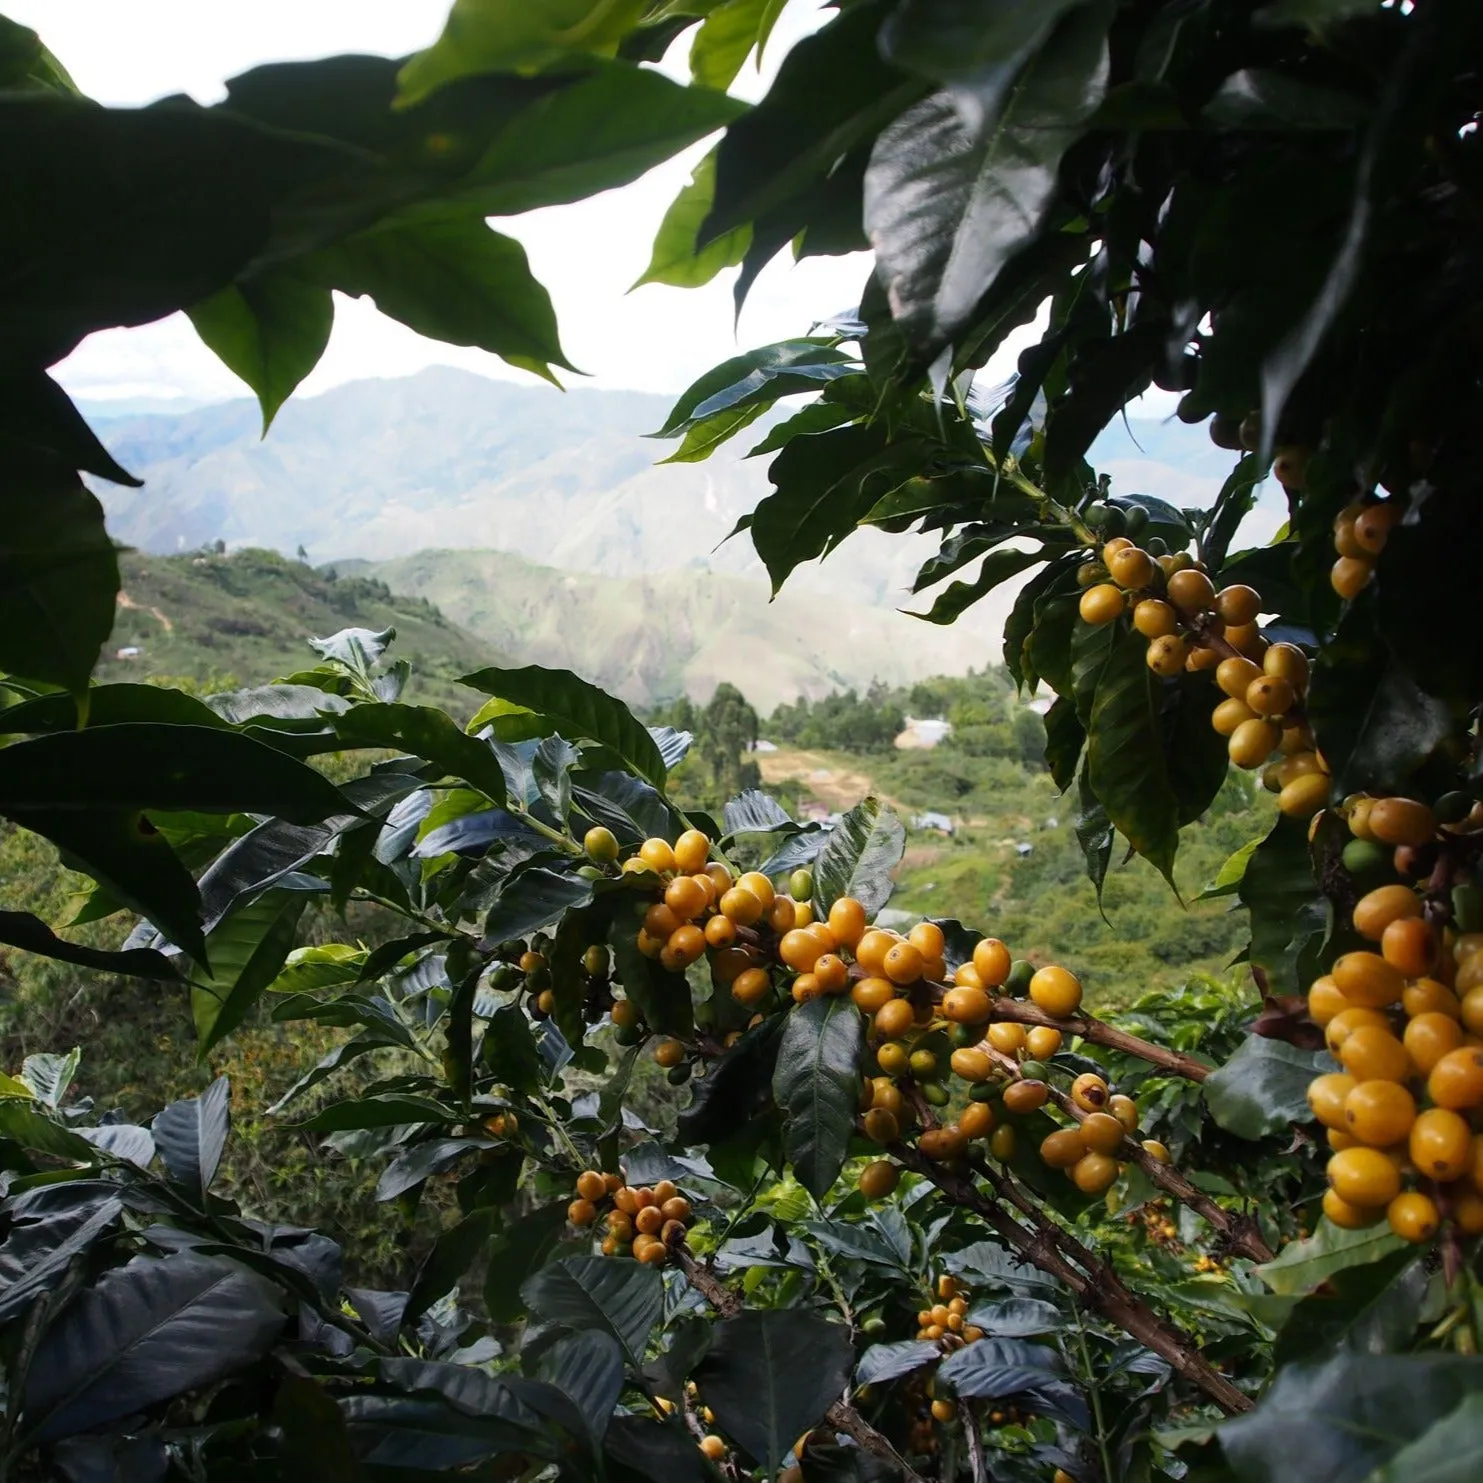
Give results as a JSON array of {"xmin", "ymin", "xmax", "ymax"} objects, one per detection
[
  {"xmin": 101, "ymin": 547, "xmax": 500, "ymax": 714},
  {"xmin": 336, "ymin": 548, "xmax": 1008, "ymax": 712}
]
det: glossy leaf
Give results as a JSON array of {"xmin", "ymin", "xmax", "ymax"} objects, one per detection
[
  {"xmin": 0, "ymin": 724, "xmax": 347, "ymax": 821},
  {"xmin": 864, "ymin": 4, "xmax": 1111, "ymax": 358},
  {"xmin": 462, "ymin": 664, "xmax": 666, "ymax": 788},
  {"xmin": 307, "ymin": 219, "xmax": 574, "ymax": 384},
  {"xmin": 481, "ymin": 1004, "xmax": 546, "ymax": 1095},
  {"xmin": 678, "ymin": 1014, "xmax": 783, "ymax": 1145},
  {"xmin": 635, "ymin": 147, "xmax": 750, "ymax": 290},
  {"xmin": 21, "ymin": 1254, "xmax": 285, "ymax": 1444},
  {"xmin": 405, "ymin": 1208, "xmax": 498, "ymax": 1324},
  {"xmin": 1082, "ymin": 623, "xmax": 1181, "ymax": 885},
  {"xmin": 290, "ymin": 1095, "xmax": 456, "ymax": 1132},
  {"xmin": 0, "ymin": 911, "xmax": 181, "ymax": 981},
  {"xmin": 484, "ymin": 1203, "xmax": 572, "ymax": 1324},
  {"xmin": 750, "ymin": 424, "xmax": 923, "ymax": 594},
  {"xmin": 335, "ymin": 703, "xmax": 508, "ymax": 807},
  {"xmin": 480, "ymin": 868, "xmax": 595, "ymax": 947},
  {"xmin": 1237, "ymin": 813, "xmax": 1326, "ymax": 997},
  {"xmin": 0, "ymin": 442, "xmax": 119, "ymax": 695},
  {"xmin": 723, "ymin": 788, "xmax": 793, "ymax": 835},
  {"xmin": 1273, "ymin": 1248, "xmax": 1427, "ymax": 1367},
  {"xmin": 810, "ymin": 795, "xmax": 905, "ymax": 919},
  {"xmin": 1204, "ymin": 1035, "xmax": 1329, "ymax": 1139},
  {"xmin": 938, "ymin": 1338, "xmax": 1087, "ymax": 1429},
  {"xmin": 963, "ymin": 1297, "xmax": 1066, "ymax": 1337},
  {"xmin": 398, "ymin": 1, "xmax": 649, "ymax": 103},
  {"xmin": 694, "ymin": 1309, "xmax": 853, "ymax": 1477},
  {"xmin": 151, "ymin": 1078, "xmax": 230, "ymax": 1203},
  {"xmin": 1218, "ymin": 1354, "xmax": 1483, "ymax": 1483},
  {"xmin": 1257, "ymin": 1222, "xmax": 1406, "ymax": 1297},
  {"xmin": 0, "ymin": 1195, "xmax": 124, "ymax": 1326},
  {"xmin": 187, "ymin": 271, "xmax": 334, "ymax": 432},
  {"xmin": 521, "ymin": 1255, "xmax": 662, "ymax": 1364},
  {"xmin": 190, "ymin": 891, "xmax": 307, "ymax": 1054},
  {"xmin": 772, "ymin": 996, "xmax": 862, "ymax": 1198},
  {"xmin": 1365, "ymin": 1394, "xmax": 1483, "ymax": 1483},
  {"xmin": 856, "ymin": 1340, "xmax": 940, "ymax": 1386},
  {"xmin": 540, "ymin": 1329, "xmax": 624, "ymax": 1438}
]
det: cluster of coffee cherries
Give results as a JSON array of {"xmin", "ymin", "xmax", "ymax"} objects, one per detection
[
  {"xmin": 1331, "ymin": 497, "xmax": 1402, "ymax": 600},
  {"xmin": 1305, "ymin": 804, "xmax": 1483, "ymax": 1241},
  {"xmin": 568, "ymin": 1168, "xmax": 694, "ymax": 1266},
  {"xmin": 483, "ymin": 934, "xmax": 611, "ymax": 1026},
  {"xmin": 913, "ymin": 1272, "xmax": 985, "ymax": 1351},
  {"xmin": 1076, "ymin": 535, "xmax": 1330, "ymax": 817}
]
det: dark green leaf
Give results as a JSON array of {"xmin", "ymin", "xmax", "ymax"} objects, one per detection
[
  {"xmin": 539, "ymin": 1329, "xmax": 623, "ymax": 1439},
  {"xmin": 0, "ymin": 724, "xmax": 348, "ymax": 820},
  {"xmin": 485, "ymin": 1204, "xmax": 572, "ymax": 1324},
  {"xmin": 0, "ymin": 370, "xmax": 137, "ymax": 484},
  {"xmin": 964, "ymin": 1297, "xmax": 1066, "ymax": 1337},
  {"xmin": 1364, "ymin": 1393, "xmax": 1483, "ymax": 1483},
  {"xmin": 772, "ymin": 996, "xmax": 862, "ymax": 1198},
  {"xmin": 462, "ymin": 665, "xmax": 667, "ymax": 788},
  {"xmin": 1082, "ymin": 623, "xmax": 1181, "ymax": 885},
  {"xmin": 406, "ymin": 1207, "xmax": 499, "ymax": 1324},
  {"xmin": 376, "ymin": 1137, "xmax": 489, "ymax": 1202},
  {"xmin": 810, "ymin": 796, "xmax": 906, "ymax": 919},
  {"xmin": 187, "ymin": 270, "xmax": 334, "ymax": 432},
  {"xmin": 606, "ymin": 1415, "xmax": 714, "ymax": 1483},
  {"xmin": 190, "ymin": 891, "xmax": 307, "ymax": 1054},
  {"xmin": 1042, "ymin": 697, "xmax": 1084, "ymax": 792},
  {"xmin": 0, "ymin": 1196, "xmax": 124, "ymax": 1327},
  {"xmin": 0, "ymin": 911, "xmax": 180, "ymax": 981},
  {"xmin": 151, "ymin": 1078, "xmax": 230, "ymax": 1203},
  {"xmin": 1274, "ymin": 1249, "xmax": 1427, "ymax": 1367},
  {"xmin": 1237, "ymin": 814, "xmax": 1326, "ymax": 997},
  {"xmin": 306, "ymin": 219, "xmax": 573, "ymax": 383},
  {"xmin": 335, "ymin": 702, "xmax": 508, "ymax": 807},
  {"xmin": 1204, "ymin": 1035, "xmax": 1330, "ymax": 1139},
  {"xmin": 290, "ymin": 1095, "xmax": 456, "ymax": 1132},
  {"xmin": 864, "ymin": 4, "xmax": 1111, "ymax": 358},
  {"xmin": 1218, "ymin": 1354, "xmax": 1483, "ymax": 1483},
  {"xmin": 705, "ymin": 4, "xmax": 920, "ymax": 241},
  {"xmin": 0, "ymin": 683, "xmax": 230, "ymax": 736},
  {"xmin": 521, "ymin": 1255, "xmax": 663, "ymax": 1365},
  {"xmin": 908, "ymin": 546, "xmax": 1047, "ymax": 624},
  {"xmin": 751, "ymin": 424, "xmax": 923, "ymax": 594},
  {"xmin": 856, "ymin": 1340, "xmax": 940, "ymax": 1385},
  {"xmin": 689, "ymin": 0, "xmax": 771, "ymax": 90},
  {"xmin": 481, "ymin": 868, "xmax": 595, "ymax": 947},
  {"xmin": 273, "ymin": 1374, "xmax": 366, "ymax": 1483},
  {"xmin": 695, "ymin": 1310, "xmax": 853, "ymax": 1476},
  {"xmin": 0, "ymin": 441, "xmax": 119, "ymax": 695},
  {"xmin": 1257, "ymin": 1222, "xmax": 1407, "ymax": 1296},
  {"xmin": 678, "ymin": 1014, "xmax": 783, "ymax": 1145},
  {"xmin": 657, "ymin": 340, "xmax": 856, "ymax": 438},
  {"xmin": 20, "ymin": 1254, "xmax": 285, "ymax": 1445},
  {"xmin": 482, "ymin": 1005, "xmax": 546, "ymax": 1095}
]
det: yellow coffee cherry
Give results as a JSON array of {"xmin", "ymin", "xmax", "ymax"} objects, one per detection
[
  {"xmin": 1408, "ymin": 1107, "xmax": 1473, "ymax": 1180},
  {"xmin": 1327, "ymin": 1146, "xmax": 1401, "ymax": 1207},
  {"xmin": 1263, "ymin": 641, "xmax": 1309, "ymax": 689},
  {"xmin": 1280, "ymin": 772, "xmax": 1329, "ymax": 818},
  {"xmin": 1028, "ymin": 965, "xmax": 1082, "ymax": 1017},
  {"xmin": 1167, "ymin": 567, "xmax": 1215, "ymax": 614},
  {"xmin": 1332, "ymin": 951, "xmax": 1405, "ymax": 1009},
  {"xmin": 1352, "ymin": 884, "xmax": 1422, "ymax": 941},
  {"xmin": 1079, "ymin": 583, "xmax": 1126, "ymax": 625},
  {"xmin": 1146, "ymin": 634, "xmax": 1188, "ymax": 677},
  {"xmin": 1228, "ymin": 717, "xmax": 1281, "ymax": 769},
  {"xmin": 1387, "ymin": 1191, "xmax": 1439, "ymax": 1244},
  {"xmin": 1214, "ymin": 584, "xmax": 1260, "ymax": 625},
  {"xmin": 1323, "ymin": 1187, "xmax": 1382, "ymax": 1229},
  {"xmin": 1133, "ymin": 598, "xmax": 1178, "ymax": 638},
  {"xmin": 1107, "ymin": 545, "xmax": 1156, "ymax": 590},
  {"xmin": 1215, "ymin": 655, "xmax": 1263, "ymax": 700},
  {"xmin": 1071, "ymin": 1152, "xmax": 1119, "ymax": 1194},
  {"xmin": 1342, "ymin": 1079, "xmax": 1415, "ymax": 1146},
  {"xmin": 1212, "ymin": 697, "xmax": 1258, "ymax": 737},
  {"xmin": 1331, "ymin": 555, "xmax": 1374, "ymax": 599}
]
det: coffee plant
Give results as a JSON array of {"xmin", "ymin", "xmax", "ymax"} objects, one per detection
[{"xmin": 2, "ymin": 1, "xmax": 1482, "ymax": 1479}]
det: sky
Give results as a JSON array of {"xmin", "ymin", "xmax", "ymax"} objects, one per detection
[{"xmin": 16, "ymin": 0, "xmax": 891, "ymax": 407}]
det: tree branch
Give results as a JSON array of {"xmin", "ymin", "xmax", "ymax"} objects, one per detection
[
  {"xmin": 981, "ymin": 998, "xmax": 1211, "ymax": 1082},
  {"xmin": 887, "ymin": 1142, "xmax": 1253, "ymax": 1415},
  {"xmin": 978, "ymin": 1042, "xmax": 1272, "ymax": 1262},
  {"xmin": 672, "ymin": 1245, "xmax": 931, "ymax": 1483}
]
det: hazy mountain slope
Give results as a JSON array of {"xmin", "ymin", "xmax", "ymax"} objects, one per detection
[
  {"xmin": 101, "ymin": 548, "xmax": 500, "ymax": 714},
  {"xmin": 336, "ymin": 549, "xmax": 1019, "ymax": 712}
]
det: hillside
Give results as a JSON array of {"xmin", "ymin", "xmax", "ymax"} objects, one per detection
[
  {"xmin": 336, "ymin": 549, "xmax": 1017, "ymax": 712},
  {"xmin": 101, "ymin": 548, "xmax": 499, "ymax": 714}
]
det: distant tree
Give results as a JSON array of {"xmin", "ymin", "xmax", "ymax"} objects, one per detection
[{"xmin": 698, "ymin": 682, "xmax": 760, "ymax": 801}]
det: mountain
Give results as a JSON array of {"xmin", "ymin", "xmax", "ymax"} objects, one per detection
[
  {"xmin": 332, "ymin": 549, "xmax": 1017, "ymax": 713},
  {"xmin": 102, "ymin": 547, "xmax": 499, "ymax": 714},
  {"xmin": 89, "ymin": 366, "xmax": 1272, "ymax": 707}
]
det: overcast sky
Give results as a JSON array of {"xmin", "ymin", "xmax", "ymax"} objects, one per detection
[{"xmin": 16, "ymin": 0, "xmax": 898, "ymax": 406}]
